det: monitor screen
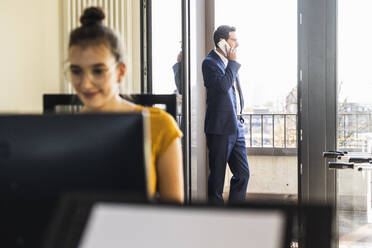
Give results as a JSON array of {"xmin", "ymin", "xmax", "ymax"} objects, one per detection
[
  {"xmin": 78, "ymin": 203, "xmax": 287, "ymax": 248},
  {"xmin": 0, "ymin": 113, "xmax": 150, "ymax": 248}
]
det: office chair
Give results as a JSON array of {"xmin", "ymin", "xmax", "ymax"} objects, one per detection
[{"xmin": 43, "ymin": 94, "xmax": 178, "ymax": 119}]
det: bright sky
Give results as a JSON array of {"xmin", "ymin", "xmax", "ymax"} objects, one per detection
[
  {"xmin": 338, "ymin": 0, "xmax": 372, "ymax": 105},
  {"xmin": 215, "ymin": 0, "xmax": 297, "ymax": 113}
]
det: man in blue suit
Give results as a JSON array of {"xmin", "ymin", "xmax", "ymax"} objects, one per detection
[{"xmin": 202, "ymin": 25, "xmax": 250, "ymax": 204}]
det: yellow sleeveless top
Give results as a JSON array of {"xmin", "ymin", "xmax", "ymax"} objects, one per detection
[{"xmin": 136, "ymin": 106, "xmax": 183, "ymax": 198}]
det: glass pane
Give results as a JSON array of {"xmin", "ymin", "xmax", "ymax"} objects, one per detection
[
  {"xmin": 215, "ymin": 0, "xmax": 298, "ymax": 202},
  {"xmin": 151, "ymin": 0, "xmax": 182, "ymax": 95},
  {"xmin": 151, "ymin": 1, "xmax": 183, "ymax": 129},
  {"xmin": 337, "ymin": 1, "xmax": 372, "ymax": 247}
]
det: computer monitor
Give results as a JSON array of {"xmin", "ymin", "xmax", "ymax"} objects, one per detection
[
  {"xmin": 78, "ymin": 203, "xmax": 289, "ymax": 248},
  {"xmin": 0, "ymin": 113, "xmax": 151, "ymax": 248},
  {"xmin": 43, "ymin": 197, "xmax": 334, "ymax": 248},
  {"xmin": 43, "ymin": 194, "xmax": 292, "ymax": 248}
]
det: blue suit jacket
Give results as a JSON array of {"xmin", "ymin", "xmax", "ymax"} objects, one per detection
[{"xmin": 202, "ymin": 50, "xmax": 242, "ymax": 135}]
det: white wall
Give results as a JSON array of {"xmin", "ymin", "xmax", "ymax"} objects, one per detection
[
  {"xmin": 0, "ymin": 0, "xmax": 60, "ymax": 113},
  {"xmin": 224, "ymin": 155, "xmax": 298, "ymax": 195},
  {"xmin": 0, "ymin": 0, "xmax": 142, "ymax": 113},
  {"xmin": 223, "ymin": 155, "xmax": 372, "ymax": 211}
]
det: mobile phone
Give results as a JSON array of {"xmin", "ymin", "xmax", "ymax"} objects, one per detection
[{"xmin": 217, "ymin": 39, "xmax": 231, "ymax": 56}]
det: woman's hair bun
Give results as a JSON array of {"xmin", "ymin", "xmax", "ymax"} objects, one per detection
[{"xmin": 80, "ymin": 7, "xmax": 105, "ymax": 26}]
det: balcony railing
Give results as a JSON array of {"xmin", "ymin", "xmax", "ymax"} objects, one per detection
[
  {"xmin": 238, "ymin": 113, "xmax": 372, "ymax": 154},
  {"xmin": 240, "ymin": 114, "xmax": 297, "ymax": 149},
  {"xmin": 337, "ymin": 113, "xmax": 372, "ymax": 152}
]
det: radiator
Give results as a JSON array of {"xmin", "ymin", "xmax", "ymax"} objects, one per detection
[{"xmin": 61, "ymin": 0, "xmax": 134, "ymax": 93}]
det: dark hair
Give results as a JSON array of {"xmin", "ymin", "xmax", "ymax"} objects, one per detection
[
  {"xmin": 213, "ymin": 25, "xmax": 236, "ymax": 48},
  {"xmin": 69, "ymin": 7, "xmax": 124, "ymax": 63}
]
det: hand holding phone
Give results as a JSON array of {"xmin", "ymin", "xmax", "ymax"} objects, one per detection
[
  {"xmin": 217, "ymin": 39, "xmax": 236, "ymax": 61},
  {"xmin": 217, "ymin": 39, "xmax": 231, "ymax": 57}
]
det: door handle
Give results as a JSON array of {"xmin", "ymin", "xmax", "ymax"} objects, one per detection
[
  {"xmin": 323, "ymin": 150, "xmax": 347, "ymax": 158},
  {"xmin": 328, "ymin": 162, "xmax": 354, "ymax": 169}
]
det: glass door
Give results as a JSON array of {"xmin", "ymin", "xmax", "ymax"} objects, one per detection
[
  {"xmin": 214, "ymin": 0, "xmax": 298, "ymax": 202},
  {"xmin": 337, "ymin": 1, "xmax": 372, "ymax": 247},
  {"xmin": 148, "ymin": 0, "xmax": 183, "ymax": 133},
  {"xmin": 142, "ymin": 0, "xmax": 191, "ymax": 201},
  {"xmin": 150, "ymin": 0, "xmax": 182, "ymax": 95}
]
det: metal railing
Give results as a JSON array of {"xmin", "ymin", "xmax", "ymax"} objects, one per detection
[
  {"xmin": 239, "ymin": 113, "xmax": 372, "ymax": 151},
  {"xmin": 337, "ymin": 113, "xmax": 372, "ymax": 152},
  {"xmin": 239, "ymin": 114, "xmax": 297, "ymax": 148}
]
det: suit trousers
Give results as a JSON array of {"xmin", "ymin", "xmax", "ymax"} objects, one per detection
[{"xmin": 206, "ymin": 123, "xmax": 250, "ymax": 204}]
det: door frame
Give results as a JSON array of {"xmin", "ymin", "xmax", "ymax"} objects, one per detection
[
  {"xmin": 141, "ymin": 0, "xmax": 340, "ymax": 222},
  {"xmin": 298, "ymin": 0, "xmax": 337, "ymax": 204},
  {"xmin": 140, "ymin": 0, "xmax": 192, "ymax": 203},
  {"xmin": 299, "ymin": 0, "xmax": 338, "ymax": 246},
  {"xmin": 205, "ymin": 0, "xmax": 338, "ymax": 246}
]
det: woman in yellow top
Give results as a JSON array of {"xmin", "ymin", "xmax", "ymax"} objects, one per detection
[{"xmin": 67, "ymin": 7, "xmax": 184, "ymax": 203}]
